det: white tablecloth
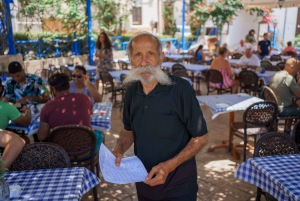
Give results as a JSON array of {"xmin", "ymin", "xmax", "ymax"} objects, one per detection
[
  {"xmin": 162, "ymin": 62, "xmax": 209, "ymax": 74},
  {"xmin": 164, "ymin": 55, "xmax": 193, "ymax": 60}
]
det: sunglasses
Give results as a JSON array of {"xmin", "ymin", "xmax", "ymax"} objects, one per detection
[{"xmin": 72, "ymin": 74, "xmax": 82, "ymax": 78}]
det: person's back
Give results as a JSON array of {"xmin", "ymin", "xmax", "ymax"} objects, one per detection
[{"xmin": 40, "ymin": 92, "xmax": 92, "ymax": 129}]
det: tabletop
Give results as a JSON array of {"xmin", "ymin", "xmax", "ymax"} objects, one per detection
[
  {"xmin": 235, "ymin": 154, "xmax": 300, "ymax": 201},
  {"xmin": 164, "ymin": 55, "xmax": 193, "ymax": 60},
  {"xmin": 109, "ymin": 70, "xmax": 130, "ymax": 82},
  {"xmin": 5, "ymin": 167, "xmax": 100, "ymax": 201},
  {"xmin": 197, "ymin": 93, "xmax": 263, "ymax": 119},
  {"xmin": 162, "ymin": 62, "xmax": 209, "ymax": 74},
  {"xmin": 67, "ymin": 65, "xmax": 97, "ymax": 72},
  {"xmin": 234, "ymin": 69, "xmax": 276, "ymax": 85},
  {"xmin": 114, "ymin": 58, "xmax": 130, "ymax": 65},
  {"xmin": 6, "ymin": 102, "xmax": 112, "ymax": 135},
  {"xmin": 264, "ymin": 55, "xmax": 291, "ymax": 60}
]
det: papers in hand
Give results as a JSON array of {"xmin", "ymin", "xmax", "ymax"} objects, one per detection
[{"xmin": 99, "ymin": 144, "xmax": 148, "ymax": 184}]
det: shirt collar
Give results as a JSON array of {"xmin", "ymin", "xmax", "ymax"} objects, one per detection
[{"xmin": 137, "ymin": 81, "xmax": 170, "ymax": 96}]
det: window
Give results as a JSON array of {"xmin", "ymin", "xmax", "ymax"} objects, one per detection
[{"xmin": 132, "ymin": 7, "xmax": 142, "ymax": 25}]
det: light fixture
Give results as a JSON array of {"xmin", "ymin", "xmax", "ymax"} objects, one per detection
[{"xmin": 279, "ymin": 0, "xmax": 284, "ymax": 9}]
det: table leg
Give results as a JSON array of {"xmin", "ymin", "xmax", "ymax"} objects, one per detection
[{"xmin": 207, "ymin": 112, "xmax": 241, "ymax": 160}]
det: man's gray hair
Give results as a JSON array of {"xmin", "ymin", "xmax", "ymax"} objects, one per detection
[{"xmin": 126, "ymin": 32, "xmax": 162, "ymax": 59}]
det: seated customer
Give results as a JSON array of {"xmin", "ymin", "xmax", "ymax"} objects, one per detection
[
  {"xmin": 37, "ymin": 73, "xmax": 103, "ymax": 157},
  {"xmin": 163, "ymin": 41, "xmax": 177, "ymax": 55},
  {"xmin": 283, "ymin": 41, "xmax": 297, "ymax": 54},
  {"xmin": 0, "ymin": 129, "xmax": 25, "ymax": 169},
  {"xmin": 234, "ymin": 40, "xmax": 246, "ymax": 54},
  {"xmin": 194, "ymin": 45, "xmax": 205, "ymax": 61},
  {"xmin": 0, "ymin": 99, "xmax": 31, "ymax": 130},
  {"xmin": 3, "ymin": 62, "xmax": 49, "ymax": 104},
  {"xmin": 269, "ymin": 58, "xmax": 300, "ymax": 133},
  {"xmin": 70, "ymin": 66, "xmax": 102, "ymax": 103},
  {"xmin": 210, "ymin": 47, "xmax": 239, "ymax": 94},
  {"xmin": 236, "ymin": 44, "xmax": 260, "ymax": 70}
]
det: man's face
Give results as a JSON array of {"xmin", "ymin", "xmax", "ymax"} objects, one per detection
[
  {"xmin": 72, "ymin": 69, "xmax": 84, "ymax": 85},
  {"xmin": 264, "ymin": 34, "xmax": 268, "ymax": 40},
  {"xmin": 130, "ymin": 35, "xmax": 163, "ymax": 83},
  {"xmin": 11, "ymin": 69, "xmax": 25, "ymax": 83},
  {"xmin": 240, "ymin": 40, "xmax": 244, "ymax": 46},
  {"xmin": 165, "ymin": 43, "xmax": 170, "ymax": 48},
  {"xmin": 245, "ymin": 48, "xmax": 252, "ymax": 58}
]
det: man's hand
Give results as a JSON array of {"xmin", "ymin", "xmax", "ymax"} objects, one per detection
[
  {"xmin": 143, "ymin": 161, "xmax": 174, "ymax": 186},
  {"xmin": 20, "ymin": 106, "xmax": 30, "ymax": 113},
  {"xmin": 17, "ymin": 97, "xmax": 30, "ymax": 104},
  {"xmin": 112, "ymin": 150, "xmax": 123, "ymax": 167},
  {"xmin": 0, "ymin": 96, "xmax": 8, "ymax": 102},
  {"xmin": 83, "ymin": 75, "xmax": 91, "ymax": 87}
]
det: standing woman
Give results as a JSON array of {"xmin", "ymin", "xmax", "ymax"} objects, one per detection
[
  {"xmin": 194, "ymin": 45, "xmax": 205, "ymax": 61},
  {"xmin": 94, "ymin": 32, "xmax": 114, "ymax": 90},
  {"xmin": 245, "ymin": 29, "xmax": 257, "ymax": 44}
]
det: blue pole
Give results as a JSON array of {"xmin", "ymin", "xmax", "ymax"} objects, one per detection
[
  {"xmin": 4, "ymin": 0, "xmax": 16, "ymax": 55},
  {"xmin": 273, "ymin": 26, "xmax": 276, "ymax": 48},
  {"xmin": 86, "ymin": 0, "xmax": 94, "ymax": 65},
  {"xmin": 181, "ymin": 0, "xmax": 186, "ymax": 50}
]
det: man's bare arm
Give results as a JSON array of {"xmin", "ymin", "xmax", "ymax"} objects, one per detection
[
  {"xmin": 13, "ymin": 107, "xmax": 32, "ymax": 126},
  {"xmin": 37, "ymin": 121, "xmax": 50, "ymax": 141},
  {"xmin": 112, "ymin": 128, "xmax": 134, "ymax": 166},
  {"xmin": 144, "ymin": 134, "xmax": 209, "ymax": 186},
  {"xmin": 86, "ymin": 81, "xmax": 102, "ymax": 102}
]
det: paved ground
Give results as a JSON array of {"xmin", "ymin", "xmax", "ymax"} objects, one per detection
[{"xmin": 82, "ymin": 84, "xmax": 268, "ymax": 201}]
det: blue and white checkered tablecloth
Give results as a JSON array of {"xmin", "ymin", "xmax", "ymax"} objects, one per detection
[
  {"xmin": 6, "ymin": 102, "xmax": 112, "ymax": 135},
  {"xmin": 109, "ymin": 70, "xmax": 130, "ymax": 83},
  {"xmin": 235, "ymin": 154, "xmax": 300, "ymax": 201},
  {"xmin": 91, "ymin": 102, "xmax": 112, "ymax": 131},
  {"xmin": 197, "ymin": 93, "xmax": 263, "ymax": 119},
  {"xmin": 5, "ymin": 167, "xmax": 100, "ymax": 201}
]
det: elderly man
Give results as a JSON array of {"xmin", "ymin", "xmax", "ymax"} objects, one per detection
[
  {"xmin": 70, "ymin": 66, "xmax": 102, "ymax": 103},
  {"xmin": 236, "ymin": 44, "xmax": 260, "ymax": 69},
  {"xmin": 269, "ymin": 58, "xmax": 300, "ymax": 134},
  {"xmin": 3, "ymin": 62, "xmax": 49, "ymax": 104},
  {"xmin": 112, "ymin": 32, "xmax": 208, "ymax": 201},
  {"xmin": 234, "ymin": 40, "xmax": 245, "ymax": 54}
]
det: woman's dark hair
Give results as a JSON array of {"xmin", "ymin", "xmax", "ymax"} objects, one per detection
[
  {"xmin": 96, "ymin": 32, "xmax": 112, "ymax": 49},
  {"xmin": 218, "ymin": 47, "xmax": 228, "ymax": 56},
  {"xmin": 249, "ymin": 29, "xmax": 255, "ymax": 35},
  {"xmin": 48, "ymin": 73, "xmax": 70, "ymax": 92},
  {"xmin": 194, "ymin": 45, "xmax": 203, "ymax": 58},
  {"xmin": 287, "ymin": 41, "xmax": 292, "ymax": 46},
  {"xmin": 74, "ymin": 65, "xmax": 87, "ymax": 75}
]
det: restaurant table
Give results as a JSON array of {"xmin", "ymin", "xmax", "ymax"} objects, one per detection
[
  {"xmin": 264, "ymin": 55, "xmax": 291, "ymax": 60},
  {"xmin": 6, "ymin": 102, "xmax": 112, "ymax": 135},
  {"xmin": 67, "ymin": 65, "xmax": 97, "ymax": 72},
  {"xmin": 113, "ymin": 58, "xmax": 130, "ymax": 65},
  {"xmin": 162, "ymin": 62, "xmax": 209, "ymax": 74},
  {"xmin": 164, "ymin": 54, "xmax": 193, "ymax": 60},
  {"xmin": 235, "ymin": 154, "xmax": 300, "ymax": 201},
  {"xmin": 234, "ymin": 68, "xmax": 276, "ymax": 85},
  {"xmin": 109, "ymin": 70, "xmax": 130, "ymax": 82},
  {"xmin": 197, "ymin": 93, "xmax": 263, "ymax": 159},
  {"xmin": 5, "ymin": 167, "xmax": 100, "ymax": 201}
]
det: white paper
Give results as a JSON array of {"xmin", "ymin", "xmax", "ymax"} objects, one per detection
[
  {"xmin": 99, "ymin": 144, "xmax": 148, "ymax": 184},
  {"xmin": 216, "ymin": 103, "xmax": 230, "ymax": 108}
]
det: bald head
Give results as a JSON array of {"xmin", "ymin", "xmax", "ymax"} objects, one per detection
[
  {"xmin": 284, "ymin": 58, "xmax": 300, "ymax": 75},
  {"xmin": 127, "ymin": 32, "xmax": 162, "ymax": 59}
]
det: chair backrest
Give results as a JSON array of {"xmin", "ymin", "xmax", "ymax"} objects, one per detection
[
  {"xmin": 99, "ymin": 71, "xmax": 114, "ymax": 86},
  {"xmin": 10, "ymin": 142, "xmax": 71, "ymax": 171},
  {"xmin": 270, "ymin": 54, "xmax": 282, "ymax": 61},
  {"xmin": 243, "ymin": 101, "xmax": 278, "ymax": 129},
  {"xmin": 232, "ymin": 53, "xmax": 243, "ymax": 59},
  {"xmin": 120, "ymin": 73, "xmax": 128, "ymax": 83},
  {"xmin": 118, "ymin": 60, "xmax": 129, "ymax": 70},
  {"xmin": 291, "ymin": 121, "xmax": 300, "ymax": 151},
  {"xmin": 238, "ymin": 70, "xmax": 259, "ymax": 89},
  {"xmin": 48, "ymin": 125, "xmax": 96, "ymax": 162},
  {"xmin": 276, "ymin": 61, "xmax": 286, "ymax": 70},
  {"xmin": 39, "ymin": 69, "xmax": 53, "ymax": 81},
  {"xmin": 174, "ymin": 58, "xmax": 184, "ymax": 63},
  {"xmin": 161, "ymin": 67, "xmax": 171, "ymax": 75},
  {"xmin": 260, "ymin": 86, "xmax": 278, "ymax": 104},
  {"xmin": 260, "ymin": 60, "xmax": 273, "ymax": 68},
  {"xmin": 265, "ymin": 65, "xmax": 280, "ymax": 71},
  {"xmin": 60, "ymin": 66, "xmax": 72, "ymax": 80},
  {"xmin": 189, "ymin": 57, "xmax": 198, "ymax": 64},
  {"xmin": 197, "ymin": 60, "xmax": 210, "ymax": 65},
  {"xmin": 173, "ymin": 71, "xmax": 189, "ymax": 78},
  {"xmin": 172, "ymin": 64, "xmax": 186, "ymax": 73},
  {"xmin": 254, "ymin": 132, "xmax": 299, "ymax": 157},
  {"xmin": 284, "ymin": 51, "xmax": 298, "ymax": 57},
  {"xmin": 206, "ymin": 69, "xmax": 223, "ymax": 84}
]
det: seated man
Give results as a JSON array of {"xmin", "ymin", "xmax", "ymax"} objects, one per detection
[
  {"xmin": 0, "ymin": 99, "xmax": 31, "ymax": 130},
  {"xmin": 0, "ymin": 129, "xmax": 25, "ymax": 169},
  {"xmin": 236, "ymin": 44, "xmax": 260, "ymax": 69},
  {"xmin": 234, "ymin": 40, "xmax": 246, "ymax": 54},
  {"xmin": 3, "ymin": 62, "xmax": 49, "ymax": 104},
  {"xmin": 70, "ymin": 66, "xmax": 102, "ymax": 103},
  {"xmin": 162, "ymin": 41, "xmax": 177, "ymax": 55},
  {"xmin": 37, "ymin": 73, "xmax": 103, "ymax": 157},
  {"xmin": 269, "ymin": 58, "xmax": 300, "ymax": 133}
]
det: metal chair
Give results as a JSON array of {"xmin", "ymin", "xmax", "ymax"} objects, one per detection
[
  {"xmin": 173, "ymin": 70, "xmax": 189, "ymax": 78},
  {"xmin": 118, "ymin": 60, "xmax": 130, "ymax": 70},
  {"xmin": 11, "ymin": 142, "xmax": 71, "ymax": 171},
  {"xmin": 260, "ymin": 60, "xmax": 273, "ymax": 68},
  {"xmin": 238, "ymin": 70, "xmax": 259, "ymax": 96},
  {"xmin": 260, "ymin": 86, "xmax": 300, "ymax": 130},
  {"xmin": 171, "ymin": 64, "xmax": 186, "ymax": 74},
  {"xmin": 270, "ymin": 54, "xmax": 282, "ymax": 61},
  {"xmin": 276, "ymin": 62, "xmax": 286, "ymax": 70},
  {"xmin": 35, "ymin": 69, "xmax": 53, "ymax": 81},
  {"xmin": 291, "ymin": 121, "xmax": 300, "ymax": 151},
  {"xmin": 206, "ymin": 69, "xmax": 232, "ymax": 95},
  {"xmin": 174, "ymin": 58, "xmax": 184, "ymax": 63},
  {"xmin": 60, "ymin": 66, "xmax": 73, "ymax": 80},
  {"xmin": 99, "ymin": 71, "xmax": 123, "ymax": 104},
  {"xmin": 284, "ymin": 51, "xmax": 298, "ymax": 58},
  {"xmin": 189, "ymin": 57, "xmax": 198, "ymax": 64},
  {"xmin": 231, "ymin": 101, "xmax": 278, "ymax": 161},
  {"xmin": 254, "ymin": 132, "xmax": 299, "ymax": 201},
  {"xmin": 265, "ymin": 66, "xmax": 280, "ymax": 71},
  {"xmin": 120, "ymin": 73, "xmax": 128, "ymax": 112},
  {"xmin": 48, "ymin": 125, "xmax": 99, "ymax": 201},
  {"xmin": 232, "ymin": 53, "xmax": 243, "ymax": 59}
]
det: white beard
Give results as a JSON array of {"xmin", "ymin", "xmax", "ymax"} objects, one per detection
[{"xmin": 123, "ymin": 65, "xmax": 172, "ymax": 85}]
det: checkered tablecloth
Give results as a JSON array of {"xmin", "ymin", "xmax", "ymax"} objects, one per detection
[
  {"xmin": 5, "ymin": 167, "xmax": 100, "ymax": 201},
  {"xmin": 162, "ymin": 62, "xmax": 209, "ymax": 74},
  {"xmin": 109, "ymin": 70, "xmax": 130, "ymax": 82},
  {"xmin": 91, "ymin": 102, "xmax": 112, "ymax": 131},
  {"xmin": 234, "ymin": 69, "xmax": 276, "ymax": 85},
  {"xmin": 197, "ymin": 93, "xmax": 263, "ymax": 119},
  {"xmin": 235, "ymin": 154, "xmax": 300, "ymax": 201},
  {"xmin": 6, "ymin": 102, "xmax": 112, "ymax": 135}
]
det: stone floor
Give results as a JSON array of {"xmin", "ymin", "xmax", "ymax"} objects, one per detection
[{"xmin": 82, "ymin": 80, "xmax": 267, "ymax": 201}]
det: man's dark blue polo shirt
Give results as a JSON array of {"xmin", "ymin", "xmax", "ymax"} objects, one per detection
[{"xmin": 123, "ymin": 75, "xmax": 208, "ymax": 200}]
